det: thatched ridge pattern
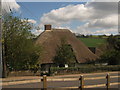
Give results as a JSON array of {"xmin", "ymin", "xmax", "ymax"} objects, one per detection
[{"xmin": 36, "ymin": 29, "xmax": 98, "ymax": 64}]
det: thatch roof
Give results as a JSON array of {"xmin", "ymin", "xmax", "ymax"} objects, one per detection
[
  {"xmin": 36, "ymin": 28, "xmax": 98, "ymax": 64},
  {"xmin": 95, "ymin": 48, "xmax": 103, "ymax": 57},
  {"xmin": 88, "ymin": 47, "xmax": 103, "ymax": 57}
]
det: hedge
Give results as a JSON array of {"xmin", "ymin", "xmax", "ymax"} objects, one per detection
[{"xmin": 50, "ymin": 65, "xmax": 120, "ymax": 75}]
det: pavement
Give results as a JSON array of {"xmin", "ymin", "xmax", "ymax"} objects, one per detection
[{"xmin": 1, "ymin": 71, "xmax": 120, "ymax": 89}]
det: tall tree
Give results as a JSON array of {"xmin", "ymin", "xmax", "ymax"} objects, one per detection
[{"xmin": 2, "ymin": 15, "xmax": 41, "ymax": 77}]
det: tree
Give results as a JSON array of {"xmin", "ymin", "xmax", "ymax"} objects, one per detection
[
  {"xmin": 53, "ymin": 38, "xmax": 76, "ymax": 67},
  {"xmin": 2, "ymin": 14, "xmax": 41, "ymax": 77},
  {"xmin": 98, "ymin": 35, "xmax": 120, "ymax": 65},
  {"xmin": 99, "ymin": 50, "xmax": 120, "ymax": 65}
]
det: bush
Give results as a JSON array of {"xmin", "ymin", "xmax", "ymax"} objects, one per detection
[
  {"xmin": 50, "ymin": 65, "xmax": 120, "ymax": 75},
  {"xmin": 98, "ymin": 35, "xmax": 120, "ymax": 65},
  {"xmin": 99, "ymin": 50, "xmax": 120, "ymax": 65}
]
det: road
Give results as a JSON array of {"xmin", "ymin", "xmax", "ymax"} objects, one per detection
[{"xmin": 2, "ymin": 72, "xmax": 120, "ymax": 89}]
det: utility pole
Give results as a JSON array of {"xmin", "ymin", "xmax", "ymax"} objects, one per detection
[
  {"xmin": 119, "ymin": 2, "xmax": 120, "ymax": 34},
  {"xmin": 0, "ymin": 1, "xmax": 7, "ymax": 78},
  {"xmin": 0, "ymin": 0, "xmax": 2, "ymax": 78}
]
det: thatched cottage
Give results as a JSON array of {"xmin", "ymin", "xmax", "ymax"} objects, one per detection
[{"xmin": 36, "ymin": 25, "xmax": 98, "ymax": 71}]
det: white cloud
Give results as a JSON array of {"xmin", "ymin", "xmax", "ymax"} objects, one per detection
[
  {"xmin": 75, "ymin": 14, "xmax": 118, "ymax": 35},
  {"xmin": 28, "ymin": 19, "xmax": 37, "ymax": 24},
  {"xmin": 94, "ymin": 28, "xmax": 117, "ymax": 35},
  {"xmin": 32, "ymin": 29, "xmax": 43, "ymax": 36},
  {"xmin": 2, "ymin": 0, "xmax": 20, "ymax": 14},
  {"xmin": 76, "ymin": 24, "xmax": 118, "ymax": 35},
  {"xmin": 86, "ymin": 2, "xmax": 118, "ymax": 19},
  {"xmin": 54, "ymin": 26, "xmax": 70, "ymax": 29},
  {"xmin": 40, "ymin": 4, "xmax": 92, "ymax": 25},
  {"xmin": 40, "ymin": 2, "xmax": 118, "ymax": 35},
  {"xmin": 40, "ymin": 2, "xmax": 118, "ymax": 25},
  {"xmin": 85, "ymin": 15, "xmax": 118, "ymax": 29}
]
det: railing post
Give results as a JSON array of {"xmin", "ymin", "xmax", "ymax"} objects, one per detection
[
  {"xmin": 41, "ymin": 75, "xmax": 47, "ymax": 89},
  {"xmin": 79, "ymin": 75, "xmax": 84, "ymax": 90},
  {"xmin": 106, "ymin": 73, "xmax": 110, "ymax": 90}
]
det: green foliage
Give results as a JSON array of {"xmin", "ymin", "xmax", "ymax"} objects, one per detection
[
  {"xmin": 99, "ymin": 50, "xmax": 120, "ymax": 65},
  {"xmin": 53, "ymin": 38, "xmax": 76, "ymax": 66},
  {"xmin": 98, "ymin": 35, "xmax": 120, "ymax": 65},
  {"xmin": 2, "ymin": 15, "xmax": 41, "ymax": 71},
  {"xmin": 50, "ymin": 65, "xmax": 120, "ymax": 75},
  {"xmin": 106, "ymin": 35, "xmax": 120, "ymax": 50}
]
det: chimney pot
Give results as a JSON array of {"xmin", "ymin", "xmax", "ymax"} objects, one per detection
[{"xmin": 45, "ymin": 24, "xmax": 51, "ymax": 30}]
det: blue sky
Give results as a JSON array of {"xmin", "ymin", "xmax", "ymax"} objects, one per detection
[
  {"xmin": 17, "ymin": 2, "xmax": 86, "ymax": 29},
  {"xmin": 18, "ymin": 2, "xmax": 85, "ymax": 19},
  {"xmin": 14, "ymin": 2, "xmax": 88, "ymax": 35},
  {"xmin": 2, "ymin": 1, "xmax": 118, "ymax": 35}
]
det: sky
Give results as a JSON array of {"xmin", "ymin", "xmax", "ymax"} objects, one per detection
[{"xmin": 2, "ymin": 0, "xmax": 119, "ymax": 36}]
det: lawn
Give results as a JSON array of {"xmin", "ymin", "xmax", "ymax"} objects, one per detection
[{"xmin": 78, "ymin": 38, "xmax": 106, "ymax": 47}]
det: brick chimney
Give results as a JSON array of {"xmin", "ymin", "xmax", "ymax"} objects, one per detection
[{"xmin": 44, "ymin": 24, "xmax": 51, "ymax": 30}]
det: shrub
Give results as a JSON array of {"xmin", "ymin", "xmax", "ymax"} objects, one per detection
[{"xmin": 50, "ymin": 65, "xmax": 120, "ymax": 75}]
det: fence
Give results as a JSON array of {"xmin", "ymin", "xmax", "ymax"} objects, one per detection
[{"xmin": 41, "ymin": 73, "xmax": 118, "ymax": 89}]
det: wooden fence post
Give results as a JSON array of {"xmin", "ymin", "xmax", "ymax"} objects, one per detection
[
  {"xmin": 41, "ymin": 75, "xmax": 47, "ymax": 89},
  {"xmin": 79, "ymin": 75, "xmax": 84, "ymax": 90},
  {"xmin": 106, "ymin": 73, "xmax": 110, "ymax": 90}
]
